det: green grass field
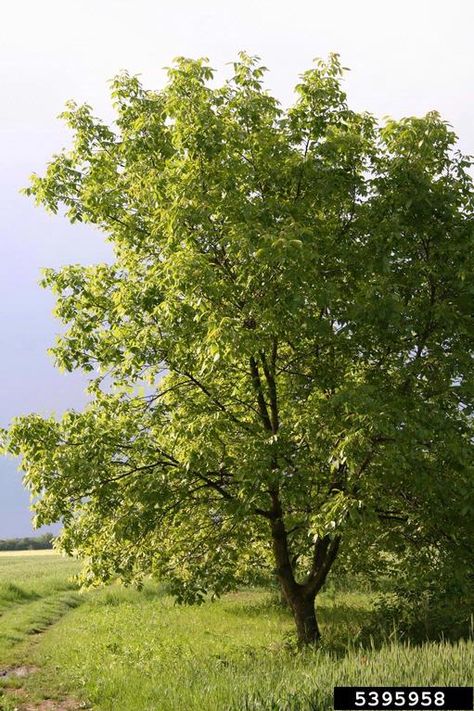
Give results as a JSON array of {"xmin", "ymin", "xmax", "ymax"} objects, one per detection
[{"xmin": 0, "ymin": 551, "xmax": 472, "ymax": 710}]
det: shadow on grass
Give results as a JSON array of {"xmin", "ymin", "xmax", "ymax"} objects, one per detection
[
  {"xmin": 224, "ymin": 594, "xmax": 291, "ymax": 621},
  {"xmin": 95, "ymin": 582, "xmax": 168, "ymax": 607},
  {"xmin": 317, "ymin": 599, "xmax": 376, "ymax": 655},
  {"xmin": 221, "ymin": 590, "xmax": 379, "ymax": 655},
  {"xmin": 220, "ymin": 590, "xmax": 443, "ymax": 657},
  {"xmin": 0, "ymin": 583, "xmax": 40, "ymax": 606}
]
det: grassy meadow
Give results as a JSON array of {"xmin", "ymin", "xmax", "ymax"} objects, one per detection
[{"xmin": 0, "ymin": 551, "xmax": 472, "ymax": 710}]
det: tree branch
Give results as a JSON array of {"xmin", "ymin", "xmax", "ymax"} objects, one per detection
[
  {"xmin": 249, "ymin": 356, "xmax": 273, "ymax": 432},
  {"xmin": 260, "ymin": 342, "xmax": 279, "ymax": 434}
]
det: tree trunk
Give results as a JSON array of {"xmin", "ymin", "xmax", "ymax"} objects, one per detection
[
  {"xmin": 290, "ymin": 591, "xmax": 320, "ymax": 646},
  {"xmin": 270, "ymin": 511, "xmax": 321, "ymax": 644},
  {"xmin": 268, "ymin": 490, "xmax": 338, "ymax": 645}
]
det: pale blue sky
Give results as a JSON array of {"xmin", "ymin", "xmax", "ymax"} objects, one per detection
[{"xmin": 1, "ymin": 0, "xmax": 473, "ymax": 536}]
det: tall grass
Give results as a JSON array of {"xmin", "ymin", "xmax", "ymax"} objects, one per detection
[
  {"xmin": 25, "ymin": 585, "xmax": 474, "ymax": 711},
  {"xmin": 1, "ymin": 554, "xmax": 472, "ymax": 711}
]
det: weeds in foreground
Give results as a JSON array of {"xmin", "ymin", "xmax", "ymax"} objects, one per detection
[{"xmin": 1, "ymin": 554, "xmax": 472, "ymax": 711}]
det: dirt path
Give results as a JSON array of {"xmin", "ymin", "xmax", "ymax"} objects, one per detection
[
  {"xmin": 1, "ymin": 666, "xmax": 85, "ymax": 709},
  {"xmin": 2, "ymin": 686, "xmax": 83, "ymax": 710},
  {"xmin": 1, "ymin": 654, "xmax": 86, "ymax": 709}
]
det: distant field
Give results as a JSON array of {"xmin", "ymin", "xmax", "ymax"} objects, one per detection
[{"xmin": 0, "ymin": 552, "xmax": 472, "ymax": 711}]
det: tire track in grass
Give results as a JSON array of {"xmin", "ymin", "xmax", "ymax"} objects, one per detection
[
  {"xmin": 0, "ymin": 592, "xmax": 82, "ymax": 654},
  {"xmin": 0, "ymin": 592, "xmax": 86, "ymax": 710},
  {"xmin": 0, "ymin": 553, "xmax": 85, "ymax": 708}
]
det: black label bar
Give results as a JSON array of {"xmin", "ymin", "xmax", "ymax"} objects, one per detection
[{"xmin": 334, "ymin": 686, "xmax": 473, "ymax": 710}]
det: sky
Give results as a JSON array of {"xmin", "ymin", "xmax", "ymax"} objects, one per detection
[{"xmin": 0, "ymin": 0, "xmax": 473, "ymax": 537}]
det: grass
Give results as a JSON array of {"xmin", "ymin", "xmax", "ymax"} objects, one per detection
[
  {"xmin": 0, "ymin": 552, "xmax": 472, "ymax": 710},
  {"xmin": 0, "ymin": 551, "xmax": 81, "ymax": 664}
]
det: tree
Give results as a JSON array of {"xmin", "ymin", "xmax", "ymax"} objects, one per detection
[{"xmin": 3, "ymin": 54, "xmax": 473, "ymax": 645}]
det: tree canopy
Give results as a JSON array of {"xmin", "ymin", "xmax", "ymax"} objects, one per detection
[{"xmin": 3, "ymin": 53, "xmax": 473, "ymax": 644}]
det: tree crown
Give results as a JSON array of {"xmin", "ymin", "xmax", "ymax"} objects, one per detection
[{"xmin": 3, "ymin": 54, "xmax": 473, "ymax": 605}]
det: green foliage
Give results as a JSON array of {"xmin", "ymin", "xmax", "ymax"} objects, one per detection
[
  {"xmin": 372, "ymin": 552, "xmax": 474, "ymax": 642},
  {"xmin": 2, "ymin": 53, "xmax": 473, "ymax": 632}
]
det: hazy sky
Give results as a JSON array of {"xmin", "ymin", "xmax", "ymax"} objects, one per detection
[{"xmin": 1, "ymin": 0, "xmax": 473, "ymax": 537}]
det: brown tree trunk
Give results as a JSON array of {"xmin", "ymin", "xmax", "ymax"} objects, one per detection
[
  {"xmin": 270, "ymin": 501, "xmax": 321, "ymax": 645},
  {"xmin": 268, "ymin": 490, "xmax": 339, "ymax": 646},
  {"xmin": 289, "ymin": 591, "xmax": 320, "ymax": 645},
  {"xmin": 251, "ymin": 350, "xmax": 339, "ymax": 645}
]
